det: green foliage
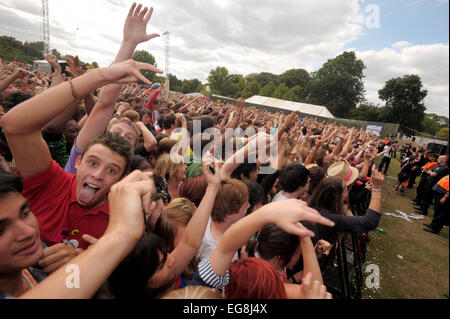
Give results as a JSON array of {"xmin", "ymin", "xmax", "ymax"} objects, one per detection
[
  {"xmin": 378, "ymin": 74, "xmax": 427, "ymax": 136},
  {"xmin": 436, "ymin": 127, "xmax": 449, "ymax": 139},
  {"xmin": 272, "ymin": 83, "xmax": 289, "ymax": 99},
  {"xmin": 168, "ymin": 74, "xmax": 183, "ymax": 92},
  {"xmin": 421, "ymin": 116, "xmax": 441, "ymax": 136},
  {"xmin": 132, "ymin": 50, "xmax": 157, "ymax": 82},
  {"xmin": 277, "ymin": 68, "xmax": 311, "ymax": 88},
  {"xmin": 0, "ymin": 35, "xmax": 41, "ymax": 63},
  {"xmin": 245, "ymin": 72, "xmax": 277, "ymax": 87},
  {"xmin": 307, "ymin": 51, "xmax": 366, "ymax": 118},
  {"xmin": 207, "ymin": 66, "xmax": 229, "ymax": 95},
  {"xmin": 283, "ymin": 85, "xmax": 307, "ymax": 102},
  {"xmin": 350, "ymin": 103, "xmax": 382, "ymax": 121},
  {"xmin": 153, "ymin": 75, "xmax": 166, "ymax": 84},
  {"xmin": 23, "ymin": 41, "xmax": 44, "ymax": 59},
  {"xmin": 241, "ymin": 80, "xmax": 262, "ymax": 98},
  {"xmin": 91, "ymin": 61, "xmax": 99, "ymax": 68},
  {"xmin": 51, "ymin": 49, "xmax": 63, "ymax": 60},
  {"xmin": 259, "ymin": 81, "xmax": 277, "ymax": 97},
  {"xmin": 181, "ymin": 78, "xmax": 202, "ymax": 94}
]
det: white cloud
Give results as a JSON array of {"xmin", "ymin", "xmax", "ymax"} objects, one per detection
[
  {"xmin": 356, "ymin": 42, "xmax": 449, "ymax": 116},
  {"xmin": 0, "ymin": 0, "xmax": 448, "ymax": 117}
]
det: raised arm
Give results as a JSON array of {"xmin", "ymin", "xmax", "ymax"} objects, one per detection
[
  {"xmin": 209, "ymin": 199, "xmax": 334, "ymax": 276},
  {"xmin": 170, "ymin": 157, "xmax": 221, "ymax": 277},
  {"xmin": 44, "ymin": 56, "xmax": 85, "ymax": 135},
  {"xmin": 0, "ymin": 60, "xmax": 157, "ymax": 179},
  {"xmin": 136, "ymin": 121, "xmax": 157, "ymax": 151},
  {"xmin": 75, "ymin": 3, "xmax": 160, "ymax": 152},
  {"xmin": 0, "ymin": 68, "xmax": 30, "ymax": 92}
]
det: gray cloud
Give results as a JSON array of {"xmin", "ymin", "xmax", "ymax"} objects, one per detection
[
  {"xmin": 357, "ymin": 43, "xmax": 449, "ymax": 116},
  {"xmin": 0, "ymin": 0, "xmax": 448, "ymax": 116}
]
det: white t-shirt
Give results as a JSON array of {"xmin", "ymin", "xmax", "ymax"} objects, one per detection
[
  {"xmin": 383, "ymin": 145, "xmax": 393, "ymax": 158},
  {"xmin": 271, "ymin": 191, "xmax": 289, "ymax": 202},
  {"xmin": 198, "ymin": 218, "xmax": 238, "ymax": 262}
]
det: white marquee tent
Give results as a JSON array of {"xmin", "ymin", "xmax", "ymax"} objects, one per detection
[{"xmin": 245, "ymin": 95, "xmax": 335, "ymax": 119}]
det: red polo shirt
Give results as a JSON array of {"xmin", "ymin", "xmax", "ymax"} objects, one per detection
[{"xmin": 20, "ymin": 160, "xmax": 109, "ymax": 250}]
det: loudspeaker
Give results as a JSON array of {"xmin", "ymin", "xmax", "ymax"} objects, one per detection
[{"xmin": 427, "ymin": 143, "xmax": 447, "ymax": 155}]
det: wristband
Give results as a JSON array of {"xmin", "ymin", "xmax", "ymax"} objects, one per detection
[{"xmin": 69, "ymin": 78, "xmax": 81, "ymax": 102}]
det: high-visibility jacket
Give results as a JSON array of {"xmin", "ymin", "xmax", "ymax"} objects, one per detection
[
  {"xmin": 437, "ymin": 175, "xmax": 449, "ymax": 192},
  {"xmin": 422, "ymin": 161, "xmax": 438, "ymax": 173}
]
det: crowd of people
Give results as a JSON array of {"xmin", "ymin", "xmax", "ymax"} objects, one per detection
[{"xmin": 0, "ymin": 3, "xmax": 448, "ymax": 300}]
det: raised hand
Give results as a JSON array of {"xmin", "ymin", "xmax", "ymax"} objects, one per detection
[
  {"xmin": 12, "ymin": 68, "xmax": 31, "ymax": 79},
  {"xmin": 370, "ymin": 165, "xmax": 384, "ymax": 187},
  {"xmin": 263, "ymin": 199, "xmax": 334, "ymax": 238},
  {"xmin": 202, "ymin": 154, "xmax": 222, "ymax": 186},
  {"xmin": 42, "ymin": 50, "xmax": 60, "ymax": 70},
  {"xmin": 123, "ymin": 2, "xmax": 159, "ymax": 45},
  {"xmin": 300, "ymin": 272, "xmax": 332, "ymax": 299},
  {"xmin": 99, "ymin": 59, "xmax": 162, "ymax": 85},
  {"xmin": 65, "ymin": 56, "xmax": 86, "ymax": 78}
]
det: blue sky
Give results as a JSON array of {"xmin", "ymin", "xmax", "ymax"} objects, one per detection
[{"xmin": 349, "ymin": 0, "xmax": 449, "ymax": 51}]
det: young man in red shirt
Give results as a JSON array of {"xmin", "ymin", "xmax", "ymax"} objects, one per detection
[{"xmin": 1, "ymin": 4, "xmax": 162, "ymax": 276}]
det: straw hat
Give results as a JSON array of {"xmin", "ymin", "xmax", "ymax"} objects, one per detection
[
  {"xmin": 304, "ymin": 163, "xmax": 318, "ymax": 170},
  {"xmin": 327, "ymin": 161, "xmax": 359, "ymax": 186}
]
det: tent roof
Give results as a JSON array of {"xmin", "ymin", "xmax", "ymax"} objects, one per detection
[{"xmin": 245, "ymin": 95, "xmax": 335, "ymax": 118}]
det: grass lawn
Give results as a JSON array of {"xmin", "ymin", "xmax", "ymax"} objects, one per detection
[{"xmin": 361, "ymin": 157, "xmax": 449, "ymax": 299}]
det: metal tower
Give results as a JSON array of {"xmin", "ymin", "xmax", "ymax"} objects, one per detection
[
  {"xmin": 162, "ymin": 31, "xmax": 170, "ymax": 91},
  {"xmin": 42, "ymin": 0, "xmax": 50, "ymax": 53}
]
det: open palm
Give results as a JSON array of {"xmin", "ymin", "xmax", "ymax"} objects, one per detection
[{"xmin": 123, "ymin": 3, "xmax": 159, "ymax": 45}]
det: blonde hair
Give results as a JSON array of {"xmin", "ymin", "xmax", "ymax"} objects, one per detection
[
  {"xmin": 166, "ymin": 198, "xmax": 197, "ymax": 223},
  {"xmin": 154, "ymin": 153, "xmax": 184, "ymax": 181},
  {"xmin": 161, "ymin": 286, "xmax": 223, "ymax": 299}
]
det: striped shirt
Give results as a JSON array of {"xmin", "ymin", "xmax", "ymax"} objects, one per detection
[{"xmin": 198, "ymin": 258, "xmax": 230, "ymax": 290}]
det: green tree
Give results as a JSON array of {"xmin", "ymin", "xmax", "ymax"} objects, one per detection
[
  {"xmin": 421, "ymin": 115, "xmax": 441, "ymax": 136},
  {"xmin": 132, "ymin": 50, "xmax": 157, "ymax": 82},
  {"xmin": 91, "ymin": 61, "xmax": 99, "ymax": 68},
  {"xmin": 168, "ymin": 74, "xmax": 183, "ymax": 92},
  {"xmin": 0, "ymin": 36, "xmax": 40, "ymax": 63},
  {"xmin": 207, "ymin": 66, "xmax": 229, "ymax": 95},
  {"xmin": 181, "ymin": 78, "xmax": 202, "ymax": 94},
  {"xmin": 259, "ymin": 81, "xmax": 277, "ymax": 97},
  {"xmin": 51, "ymin": 49, "xmax": 63, "ymax": 60},
  {"xmin": 23, "ymin": 41, "xmax": 44, "ymax": 59},
  {"xmin": 225, "ymin": 74, "xmax": 244, "ymax": 98},
  {"xmin": 378, "ymin": 74, "xmax": 427, "ymax": 137},
  {"xmin": 245, "ymin": 72, "xmax": 278, "ymax": 87},
  {"xmin": 283, "ymin": 85, "xmax": 307, "ymax": 102},
  {"xmin": 277, "ymin": 68, "xmax": 311, "ymax": 88},
  {"xmin": 436, "ymin": 127, "xmax": 449, "ymax": 139},
  {"xmin": 307, "ymin": 51, "xmax": 366, "ymax": 118},
  {"xmin": 241, "ymin": 80, "xmax": 261, "ymax": 99},
  {"xmin": 349, "ymin": 103, "xmax": 381, "ymax": 121},
  {"xmin": 273, "ymin": 83, "xmax": 289, "ymax": 99}
]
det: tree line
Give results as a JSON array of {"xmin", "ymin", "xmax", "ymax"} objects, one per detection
[{"xmin": 0, "ymin": 35, "xmax": 99, "ymax": 69}]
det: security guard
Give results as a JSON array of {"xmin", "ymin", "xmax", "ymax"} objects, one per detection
[
  {"xmin": 413, "ymin": 153, "xmax": 438, "ymax": 207},
  {"xmin": 415, "ymin": 155, "xmax": 449, "ymax": 216},
  {"xmin": 424, "ymin": 174, "xmax": 449, "ymax": 234}
]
